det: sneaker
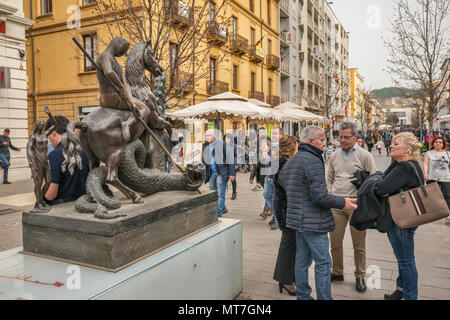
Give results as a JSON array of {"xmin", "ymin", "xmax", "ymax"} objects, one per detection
[
  {"xmin": 222, "ymin": 209, "xmax": 228, "ymax": 214},
  {"xmin": 231, "ymin": 193, "xmax": 236, "ymax": 200},
  {"xmin": 3, "ymin": 181, "xmax": 11, "ymax": 184},
  {"xmin": 270, "ymin": 223, "xmax": 279, "ymax": 230},
  {"xmin": 252, "ymin": 185, "xmax": 262, "ymax": 191},
  {"xmin": 384, "ymin": 289, "xmax": 403, "ymax": 300},
  {"xmin": 268, "ymin": 217, "xmax": 275, "ymax": 225}
]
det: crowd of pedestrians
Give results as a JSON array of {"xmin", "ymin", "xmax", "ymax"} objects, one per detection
[{"xmin": 201, "ymin": 122, "xmax": 449, "ymax": 301}]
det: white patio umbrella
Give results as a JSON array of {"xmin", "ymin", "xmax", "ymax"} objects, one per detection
[
  {"xmin": 274, "ymin": 102, "xmax": 326, "ymax": 123},
  {"xmin": 168, "ymin": 92, "xmax": 275, "ymax": 121}
]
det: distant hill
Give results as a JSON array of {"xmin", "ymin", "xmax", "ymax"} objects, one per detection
[{"xmin": 371, "ymin": 87, "xmax": 410, "ymax": 101}]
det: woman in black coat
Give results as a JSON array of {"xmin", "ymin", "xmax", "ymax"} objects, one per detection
[{"xmin": 273, "ymin": 135, "xmax": 299, "ymax": 296}]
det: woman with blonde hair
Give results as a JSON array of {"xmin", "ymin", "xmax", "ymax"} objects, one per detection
[{"xmin": 374, "ymin": 132, "xmax": 424, "ymax": 300}]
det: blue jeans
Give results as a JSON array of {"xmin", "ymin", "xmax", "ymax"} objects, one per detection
[
  {"xmin": 209, "ymin": 172, "xmax": 228, "ymax": 217},
  {"xmin": 0, "ymin": 153, "xmax": 10, "ymax": 182},
  {"xmin": 387, "ymin": 223, "xmax": 418, "ymax": 300},
  {"xmin": 164, "ymin": 155, "xmax": 172, "ymax": 173},
  {"xmin": 295, "ymin": 231, "xmax": 332, "ymax": 300},
  {"xmin": 263, "ymin": 177, "xmax": 277, "ymax": 223}
]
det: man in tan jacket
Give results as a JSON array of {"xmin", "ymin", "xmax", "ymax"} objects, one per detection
[{"xmin": 326, "ymin": 122, "xmax": 376, "ymax": 293}]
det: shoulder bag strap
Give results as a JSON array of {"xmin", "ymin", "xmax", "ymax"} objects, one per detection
[{"xmin": 407, "ymin": 161, "xmax": 425, "ymax": 186}]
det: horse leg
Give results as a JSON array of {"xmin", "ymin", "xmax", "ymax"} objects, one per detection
[
  {"xmin": 79, "ymin": 134, "xmax": 99, "ymax": 170},
  {"xmin": 106, "ymin": 149, "xmax": 143, "ymax": 204}
]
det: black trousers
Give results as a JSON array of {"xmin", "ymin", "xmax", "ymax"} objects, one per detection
[
  {"xmin": 231, "ymin": 178, "xmax": 237, "ymax": 194},
  {"xmin": 429, "ymin": 180, "xmax": 450, "ymax": 208},
  {"xmin": 273, "ymin": 227, "xmax": 296, "ymax": 285}
]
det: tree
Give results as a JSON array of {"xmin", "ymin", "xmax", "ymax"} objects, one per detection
[
  {"xmin": 94, "ymin": 0, "xmax": 230, "ymax": 108},
  {"xmin": 384, "ymin": 0, "xmax": 450, "ymax": 132},
  {"xmin": 386, "ymin": 112, "xmax": 399, "ymax": 127}
]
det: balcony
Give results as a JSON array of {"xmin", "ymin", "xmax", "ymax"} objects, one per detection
[
  {"xmin": 229, "ymin": 34, "xmax": 248, "ymax": 56},
  {"xmin": 281, "ymin": 59, "xmax": 289, "ymax": 75},
  {"xmin": 249, "ymin": 45, "xmax": 264, "ymax": 63},
  {"xmin": 266, "ymin": 54, "xmax": 280, "ymax": 70},
  {"xmin": 168, "ymin": 0, "xmax": 194, "ymax": 29},
  {"xmin": 206, "ymin": 21, "xmax": 228, "ymax": 46},
  {"xmin": 280, "ymin": 0, "xmax": 289, "ymax": 17},
  {"xmin": 207, "ymin": 80, "xmax": 229, "ymax": 95},
  {"xmin": 267, "ymin": 95, "xmax": 280, "ymax": 107},
  {"xmin": 249, "ymin": 90, "xmax": 265, "ymax": 102},
  {"xmin": 171, "ymin": 70, "xmax": 194, "ymax": 93}
]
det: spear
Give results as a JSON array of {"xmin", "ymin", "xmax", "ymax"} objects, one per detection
[{"xmin": 71, "ymin": 37, "xmax": 201, "ymax": 194}]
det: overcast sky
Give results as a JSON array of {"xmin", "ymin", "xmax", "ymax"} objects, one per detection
[{"xmin": 330, "ymin": 0, "xmax": 396, "ymax": 90}]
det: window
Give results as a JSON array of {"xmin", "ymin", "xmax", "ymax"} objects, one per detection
[
  {"xmin": 250, "ymin": 27, "xmax": 255, "ymax": 46},
  {"xmin": 210, "ymin": 57, "xmax": 216, "ymax": 84},
  {"xmin": 232, "ymin": 17, "xmax": 237, "ymax": 40},
  {"xmin": 41, "ymin": 0, "xmax": 52, "ymax": 15},
  {"xmin": 250, "ymin": 0, "xmax": 254, "ymax": 12},
  {"xmin": 83, "ymin": 0, "xmax": 96, "ymax": 5},
  {"xmin": 251, "ymin": 72, "xmax": 256, "ymax": 92},
  {"xmin": 268, "ymin": 39, "xmax": 272, "ymax": 55},
  {"xmin": 209, "ymin": 2, "xmax": 215, "ymax": 22},
  {"xmin": 267, "ymin": 0, "xmax": 271, "ymax": 25},
  {"xmin": 83, "ymin": 33, "xmax": 97, "ymax": 72},
  {"xmin": 233, "ymin": 65, "xmax": 238, "ymax": 90},
  {"xmin": 170, "ymin": 43, "xmax": 178, "ymax": 74},
  {"xmin": 268, "ymin": 79, "xmax": 272, "ymax": 97}
]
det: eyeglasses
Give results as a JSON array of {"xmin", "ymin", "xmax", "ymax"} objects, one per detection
[{"xmin": 339, "ymin": 135, "xmax": 355, "ymax": 140}]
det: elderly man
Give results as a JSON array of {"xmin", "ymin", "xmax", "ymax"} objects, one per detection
[
  {"xmin": 203, "ymin": 129, "xmax": 236, "ymax": 217},
  {"xmin": 327, "ymin": 122, "xmax": 376, "ymax": 293},
  {"xmin": 0, "ymin": 128, "xmax": 21, "ymax": 184},
  {"xmin": 284, "ymin": 125, "xmax": 357, "ymax": 300}
]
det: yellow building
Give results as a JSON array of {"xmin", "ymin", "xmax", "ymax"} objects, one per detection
[
  {"xmin": 24, "ymin": 0, "xmax": 280, "ymax": 139},
  {"xmin": 349, "ymin": 67, "xmax": 364, "ymax": 122}
]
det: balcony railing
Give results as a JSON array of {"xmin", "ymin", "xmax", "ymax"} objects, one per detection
[
  {"xmin": 229, "ymin": 34, "xmax": 248, "ymax": 56},
  {"xmin": 281, "ymin": 59, "xmax": 289, "ymax": 74},
  {"xmin": 280, "ymin": 0, "xmax": 289, "ymax": 15},
  {"xmin": 171, "ymin": 70, "xmax": 194, "ymax": 93},
  {"xmin": 206, "ymin": 21, "xmax": 228, "ymax": 46},
  {"xmin": 168, "ymin": 0, "xmax": 194, "ymax": 29},
  {"xmin": 248, "ymin": 44, "xmax": 264, "ymax": 63},
  {"xmin": 267, "ymin": 95, "xmax": 280, "ymax": 107},
  {"xmin": 207, "ymin": 80, "xmax": 229, "ymax": 95},
  {"xmin": 266, "ymin": 54, "xmax": 280, "ymax": 70},
  {"xmin": 249, "ymin": 90, "xmax": 265, "ymax": 102}
]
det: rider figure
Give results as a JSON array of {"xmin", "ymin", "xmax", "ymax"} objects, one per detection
[{"xmin": 96, "ymin": 37, "xmax": 148, "ymax": 142}]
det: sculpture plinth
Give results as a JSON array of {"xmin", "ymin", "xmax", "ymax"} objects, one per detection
[{"xmin": 21, "ymin": 190, "xmax": 218, "ymax": 272}]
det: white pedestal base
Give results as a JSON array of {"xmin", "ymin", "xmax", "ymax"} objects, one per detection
[{"xmin": 0, "ymin": 218, "xmax": 242, "ymax": 300}]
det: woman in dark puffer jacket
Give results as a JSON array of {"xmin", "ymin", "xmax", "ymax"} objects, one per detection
[{"xmin": 273, "ymin": 135, "xmax": 299, "ymax": 296}]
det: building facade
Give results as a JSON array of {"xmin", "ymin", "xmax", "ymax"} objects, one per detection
[
  {"xmin": 349, "ymin": 67, "xmax": 364, "ymax": 124},
  {"xmin": 0, "ymin": 0, "xmax": 33, "ymax": 181},
  {"xmin": 24, "ymin": 0, "xmax": 280, "ymax": 141},
  {"xmin": 435, "ymin": 57, "xmax": 450, "ymax": 129},
  {"xmin": 278, "ymin": 0, "xmax": 349, "ymax": 121}
]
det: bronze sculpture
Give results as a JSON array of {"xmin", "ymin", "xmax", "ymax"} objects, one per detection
[
  {"xmin": 26, "ymin": 112, "xmax": 55, "ymax": 213},
  {"xmin": 65, "ymin": 37, "xmax": 205, "ymax": 219}
]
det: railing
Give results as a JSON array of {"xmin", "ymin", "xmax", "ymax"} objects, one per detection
[
  {"xmin": 267, "ymin": 95, "xmax": 280, "ymax": 107},
  {"xmin": 281, "ymin": 59, "xmax": 289, "ymax": 74},
  {"xmin": 229, "ymin": 34, "xmax": 248, "ymax": 55},
  {"xmin": 206, "ymin": 21, "xmax": 228, "ymax": 45},
  {"xmin": 266, "ymin": 54, "xmax": 280, "ymax": 70},
  {"xmin": 171, "ymin": 71, "xmax": 194, "ymax": 92},
  {"xmin": 248, "ymin": 45, "xmax": 264, "ymax": 63},
  {"xmin": 249, "ymin": 91, "xmax": 265, "ymax": 102},
  {"xmin": 280, "ymin": 0, "xmax": 289, "ymax": 14},
  {"xmin": 168, "ymin": 0, "xmax": 194, "ymax": 29},
  {"xmin": 207, "ymin": 80, "xmax": 229, "ymax": 95}
]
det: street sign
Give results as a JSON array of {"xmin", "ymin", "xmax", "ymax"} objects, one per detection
[{"xmin": 0, "ymin": 67, "xmax": 11, "ymax": 88}]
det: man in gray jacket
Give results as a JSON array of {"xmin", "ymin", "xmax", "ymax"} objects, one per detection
[{"xmin": 284, "ymin": 125, "xmax": 357, "ymax": 300}]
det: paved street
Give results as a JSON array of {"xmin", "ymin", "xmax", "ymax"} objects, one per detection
[{"xmin": 0, "ymin": 148, "xmax": 449, "ymax": 299}]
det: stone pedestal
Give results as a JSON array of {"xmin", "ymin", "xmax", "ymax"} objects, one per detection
[{"xmin": 21, "ymin": 190, "xmax": 218, "ymax": 272}]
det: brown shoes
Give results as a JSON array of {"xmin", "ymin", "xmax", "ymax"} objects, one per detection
[{"xmin": 259, "ymin": 206, "xmax": 271, "ymax": 219}]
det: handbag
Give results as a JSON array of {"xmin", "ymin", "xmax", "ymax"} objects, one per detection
[{"xmin": 388, "ymin": 161, "xmax": 450, "ymax": 228}]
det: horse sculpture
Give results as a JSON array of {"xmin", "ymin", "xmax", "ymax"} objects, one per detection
[{"xmin": 63, "ymin": 38, "xmax": 205, "ymax": 219}]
